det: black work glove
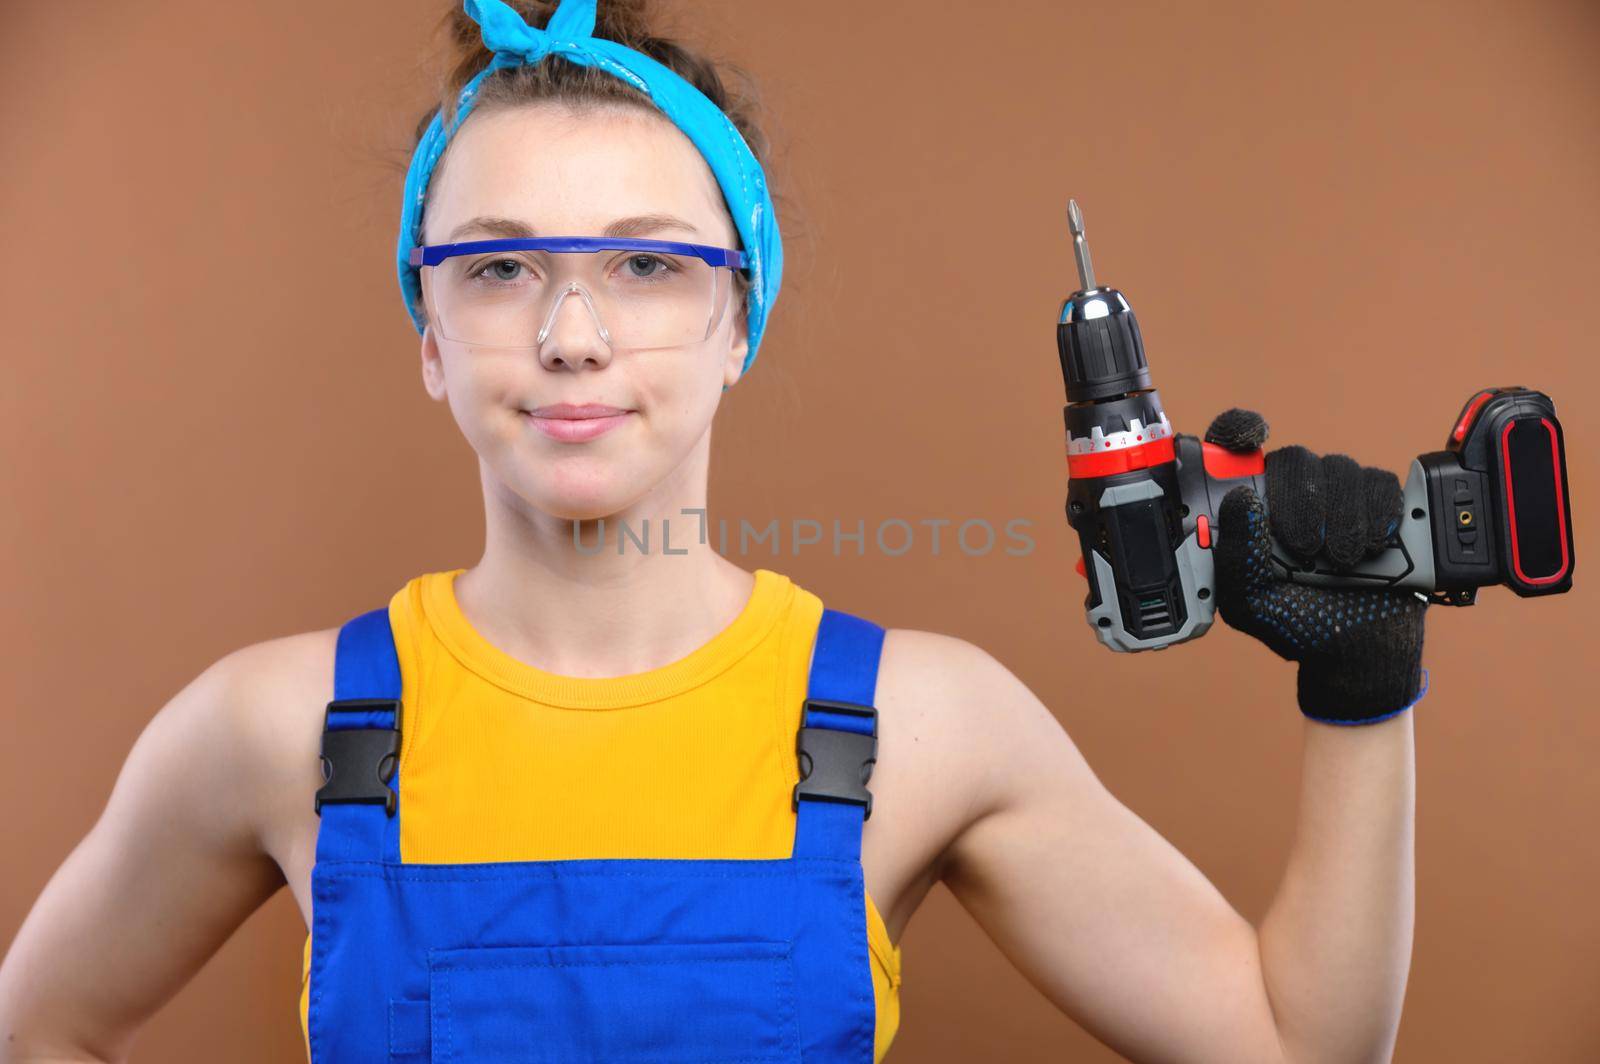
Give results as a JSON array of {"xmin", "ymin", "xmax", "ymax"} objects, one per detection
[{"xmin": 1207, "ymin": 408, "xmax": 1430, "ymax": 725}]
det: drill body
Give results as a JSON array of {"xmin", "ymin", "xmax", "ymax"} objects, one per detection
[{"xmin": 1059, "ymin": 203, "xmax": 1575, "ymax": 653}]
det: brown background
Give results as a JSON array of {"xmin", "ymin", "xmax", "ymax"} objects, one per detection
[{"xmin": 2, "ymin": 1, "xmax": 1596, "ymax": 1060}]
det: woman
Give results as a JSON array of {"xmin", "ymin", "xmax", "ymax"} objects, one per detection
[{"xmin": 0, "ymin": 1, "xmax": 1430, "ymax": 1061}]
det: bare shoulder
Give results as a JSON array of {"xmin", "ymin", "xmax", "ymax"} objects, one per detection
[
  {"xmin": 870, "ymin": 627, "xmax": 1087, "ymax": 886},
  {"xmin": 199, "ymin": 626, "xmax": 338, "ymax": 873},
  {"xmin": 877, "ymin": 625, "xmax": 1073, "ymax": 764},
  {"xmin": 874, "ymin": 627, "xmax": 1011, "ymax": 762},
  {"xmin": 212, "ymin": 625, "xmax": 337, "ymax": 756}
]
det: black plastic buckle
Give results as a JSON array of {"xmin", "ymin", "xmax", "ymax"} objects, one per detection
[
  {"xmin": 792, "ymin": 698, "xmax": 878, "ymax": 820},
  {"xmin": 314, "ymin": 698, "xmax": 401, "ymax": 816}
]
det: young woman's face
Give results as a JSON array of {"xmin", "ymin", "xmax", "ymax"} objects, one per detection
[{"xmin": 417, "ymin": 103, "xmax": 748, "ymax": 521}]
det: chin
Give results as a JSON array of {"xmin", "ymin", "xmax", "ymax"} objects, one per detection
[{"xmin": 524, "ymin": 475, "xmax": 636, "ymax": 525}]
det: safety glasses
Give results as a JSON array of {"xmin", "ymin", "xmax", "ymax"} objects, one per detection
[{"xmin": 409, "ymin": 236, "xmax": 748, "ymax": 352}]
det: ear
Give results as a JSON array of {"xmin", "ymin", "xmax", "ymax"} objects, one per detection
[
  {"xmin": 722, "ymin": 301, "xmax": 750, "ymax": 390},
  {"xmin": 416, "ymin": 270, "xmax": 449, "ymax": 401},
  {"xmin": 420, "ymin": 323, "xmax": 448, "ymax": 401}
]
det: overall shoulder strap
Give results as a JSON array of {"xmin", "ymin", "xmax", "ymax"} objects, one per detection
[
  {"xmin": 313, "ymin": 606, "xmax": 403, "ymax": 864},
  {"xmin": 791, "ymin": 607, "xmax": 886, "ymax": 861}
]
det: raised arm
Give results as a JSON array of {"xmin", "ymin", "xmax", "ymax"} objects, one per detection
[
  {"xmin": 0, "ymin": 647, "xmax": 291, "ymax": 1063},
  {"xmin": 934, "ymin": 636, "xmax": 1414, "ymax": 1064}
]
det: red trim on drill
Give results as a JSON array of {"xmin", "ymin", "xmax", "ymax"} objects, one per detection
[
  {"xmin": 1074, "ymin": 555, "xmax": 1087, "ymax": 579},
  {"xmin": 1452, "ymin": 389, "xmax": 1497, "ymax": 444},
  {"xmin": 1501, "ymin": 417, "xmax": 1570, "ymax": 584},
  {"xmin": 1067, "ymin": 436, "xmax": 1176, "ymax": 478},
  {"xmin": 1196, "ymin": 513, "xmax": 1211, "ymax": 549},
  {"xmin": 1200, "ymin": 441, "xmax": 1265, "ymax": 479}
]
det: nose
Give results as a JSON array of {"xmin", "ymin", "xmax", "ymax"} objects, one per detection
[{"xmin": 537, "ymin": 283, "xmax": 613, "ymax": 372}]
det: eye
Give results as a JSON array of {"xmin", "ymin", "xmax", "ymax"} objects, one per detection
[
  {"xmin": 461, "ymin": 255, "xmax": 540, "ymax": 286},
  {"xmin": 474, "ymin": 258, "xmax": 525, "ymax": 283},
  {"xmin": 622, "ymin": 254, "xmax": 675, "ymax": 280}
]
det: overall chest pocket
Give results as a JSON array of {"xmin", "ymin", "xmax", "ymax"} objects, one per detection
[{"xmin": 422, "ymin": 939, "xmax": 802, "ymax": 1064}]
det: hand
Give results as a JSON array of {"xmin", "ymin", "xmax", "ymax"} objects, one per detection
[{"xmin": 1205, "ymin": 408, "xmax": 1430, "ymax": 724}]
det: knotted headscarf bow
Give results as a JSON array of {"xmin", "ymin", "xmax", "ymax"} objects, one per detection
[{"xmin": 397, "ymin": 0, "xmax": 782, "ymax": 379}]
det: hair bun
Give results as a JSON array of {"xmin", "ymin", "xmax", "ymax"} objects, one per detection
[
  {"xmin": 425, "ymin": 0, "xmax": 769, "ymax": 175},
  {"xmin": 445, "ymin": 0, "xmax": 654, "ymax": 73}
]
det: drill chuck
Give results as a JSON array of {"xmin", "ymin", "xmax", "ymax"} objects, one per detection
[{"xmin": 1058, "ymin": 286, "xmax": 1152, "ymax": 402}]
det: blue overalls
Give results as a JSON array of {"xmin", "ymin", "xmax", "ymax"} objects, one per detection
[{"xmin": 305, "ymin": 600, "xmax": 887, "ymax": 1062}]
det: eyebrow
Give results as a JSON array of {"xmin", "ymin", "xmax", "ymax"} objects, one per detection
[{"xmin": 443, "ymin": 213, "xmax": 702, "ymax": 242}]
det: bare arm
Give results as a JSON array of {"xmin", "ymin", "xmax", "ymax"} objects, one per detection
[
  {"xmin": 1257, "ymin": 713, "xmax": 1413, "ymax": 1064},
  {"xmin": 0, "ymin": 649, "xmax": 290, "ymax": 1063},
  {"xmin": 934, "ymin": 636, "xmax": 1413, "ymax": 1064}
]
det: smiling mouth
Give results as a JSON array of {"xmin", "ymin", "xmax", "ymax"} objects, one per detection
[
  {"xmin": 524, "ymin": 403, "xmax": 632, "ymax": 419},
  {"xmin": 520, "ymin": 408, "xmax": 633, "ymax": 442}
]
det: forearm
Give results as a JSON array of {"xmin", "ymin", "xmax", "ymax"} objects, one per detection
[
  {"xmin": 0, "ymin": 1024, "xmax": 118, "ymax": 1064},
  {"xmin": 0, "ymin": 991, "xmax": 124, "ymax": 1064},
  {"xmin": 1256, "ymin": 708, "xmax": 1416, "ymax": 1064}
]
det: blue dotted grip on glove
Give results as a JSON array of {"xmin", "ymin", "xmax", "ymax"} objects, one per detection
[{"xmin": 1207, "ymin": 409, "xmax": 1430, "ymax": 725}]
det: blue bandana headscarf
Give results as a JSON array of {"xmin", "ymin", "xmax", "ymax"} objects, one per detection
[{"xmin": 397, "ymin": 0, "xmax": 782, "ymax": 379}]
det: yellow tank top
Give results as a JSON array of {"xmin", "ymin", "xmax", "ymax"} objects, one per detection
[{"xmin": 299, "ymin": 567, "xmax": 903, "ymax": 1060}]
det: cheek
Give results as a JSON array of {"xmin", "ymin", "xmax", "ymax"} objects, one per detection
[
  {"xmin": 438, "ymin": 355, "xmax": 524, "ymax": 443},
  {"xmin": 640, "ymin": 357, "xmax": 722, "ymax": 439}
]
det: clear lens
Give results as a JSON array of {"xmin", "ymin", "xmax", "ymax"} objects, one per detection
[{"xmin": 426, "ymin": 248, "xmax": 728, "ymax": 351}]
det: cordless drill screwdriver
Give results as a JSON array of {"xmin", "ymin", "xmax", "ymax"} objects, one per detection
[{"xmin": 1058, "ymin": 200, "xmax": 1575, "ymax": 653}]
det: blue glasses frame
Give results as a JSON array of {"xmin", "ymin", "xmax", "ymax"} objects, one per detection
[{"xmin": 408, "ymin": 236, "xmax": 748, "ymax": 271}]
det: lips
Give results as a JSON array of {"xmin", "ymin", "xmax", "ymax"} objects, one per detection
[
  {"xmin": 526, "ymin": 403, "xmax": 630, "ymax": 419},
  {"xmin": 521, "ymin": 404, "xmax": 633, "ymax": 443}
]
